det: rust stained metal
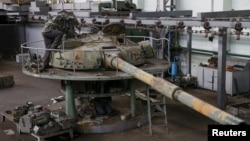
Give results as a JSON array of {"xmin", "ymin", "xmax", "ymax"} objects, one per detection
[
  {"xmin": 150, "ymin": 77, "xmax": 165, "ymax": 89},
  {"xmin": 109, "ymin": 55, "xmax": 246, "ymax": 125},
  {"xmin": 173, "ymin": 90, "xmax": 245, "ymax": 125},
  {"xmin": 115, "ymin": 56, "xmax": 153, "ymax": 82},
  {"xmin": 192, "ymin": 99, "xmax": 214, "ymax": 116},
  {"xmin": 150, "ymin": 77, "xmax": 180, "ymax": 100}
]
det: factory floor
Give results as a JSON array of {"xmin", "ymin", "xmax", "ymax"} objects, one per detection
[{"xmin": 0, "ymin": 60, "xmax": 249, "ymax": 141}]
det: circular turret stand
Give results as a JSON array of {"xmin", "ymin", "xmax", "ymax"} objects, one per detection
[
  {"xmin": 22, "ymin": 54, "xmax": 169, "ymax": 133},
  {"xmin": 21, "ymin": 23, "xmax": 170, "ymax": 133}
]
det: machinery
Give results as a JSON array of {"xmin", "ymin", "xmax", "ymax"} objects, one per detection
[
  {"xmin": 27, "ymin": 110, "xmax": 73, "ymax": 136},
  {"xmin": 21, "ymin": 16, "xmax": 246, "ymax": 134},
  {"xmin": 5, "ymin": 102, "xmax": 73, "ymax": 136},
  {"xmin": 98, "ymin": 0, "xmax": 140, "ymax": 17},
  {"xmin": 23, "ymin": 22, "xmax": 167, "ymax": 128}
]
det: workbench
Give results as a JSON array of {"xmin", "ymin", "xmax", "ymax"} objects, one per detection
[{"xmin": 1, "ymin": 112, "xmax": 74, "ymax": 141}]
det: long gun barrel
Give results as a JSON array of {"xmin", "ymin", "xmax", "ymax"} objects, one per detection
[{"xmin": 105, "ymin": 54, "xmax": 246, "ymax": 125}]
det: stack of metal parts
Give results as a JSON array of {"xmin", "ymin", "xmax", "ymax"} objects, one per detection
[
  {"xmin": 173, "ymin": 75, "xmax": 197, "ymax": 88},
  {"xmin": 30, "ymin": 111, "xmax": 73, "ymax": 136},
  {"xmin": 19, "ymin": 110, "xmax": 73, "ymax": 136},
  {"xmin": 6, "ymin": 102, "xmax": 73, "ymax": 136}
]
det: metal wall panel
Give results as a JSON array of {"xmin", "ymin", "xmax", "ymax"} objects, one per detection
[
  {"xmin": 143, "ymin": 0, "xmax": 157, "ymax": 12},
  {"xmin": 0, "ymin": 24, "xmax": 25, "ymax": 59},
  {"xmin": 24, "ymin": 23, "xmax": 45, "ymax": 57},
  {"xmin": 232, "ymin": 0, "xmax": 250, "ymax": 10}
]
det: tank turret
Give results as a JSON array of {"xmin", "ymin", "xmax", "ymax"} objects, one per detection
[{"xmin": 50, "ymin": 23, "xmax": 154, "ymax": 70}]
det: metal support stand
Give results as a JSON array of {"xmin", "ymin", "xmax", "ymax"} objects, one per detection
[
  {"xmin": 146, "ymin": 85, "xmax": 168, "ymax": 136},
  {"xmin": 146, "ymin": 85, "xmax": 153, "ymax": 136},
  {"xmin": 130, "ymin": 79, "xmax": 136, "ymax": 117},
  {"xmin": 150, "ymin": 31, "xmax": 163, "ymax": 59},
  {"xmin": 167, "ymin": 29, "xmax": 171, "ymax": 62},
  {"xmin": 186, "ymin": 26, "xmax": 192, "ymax": 75},
  {"xmin": 217, "ymin": 28, "xmax": 227, "ymax": 109},
  {"xmin": 65, "ymin": 81, "xmax": 76, "ymax": 120},
  {"xmin": 163, "ymin": 0, "xmax": 176, "ymax": 11}
]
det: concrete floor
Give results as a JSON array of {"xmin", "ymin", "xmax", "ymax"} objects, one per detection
[{"xmin": 0, "ymin": 61, "xmax": 249, "ymax": 141}]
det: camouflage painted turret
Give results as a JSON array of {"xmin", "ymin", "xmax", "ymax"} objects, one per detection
[{"xmin": 50, "ymin": 23, "xmax": 154, "ymax": 70}]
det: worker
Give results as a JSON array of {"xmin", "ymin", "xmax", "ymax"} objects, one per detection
[
  {"xmin": 54, "ymin": 10, "xmax": 82, "ymax": 39},
  {"xmin": 41, "ymin": 10, "xmax": 82, "ymax": 71},
  {"xmin": 41, "ymin": 14, "xmax": 63, "ymax": 71}
]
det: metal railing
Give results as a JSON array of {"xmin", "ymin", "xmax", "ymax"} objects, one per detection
[{"xmin": 20, "ymin": 36, "xmax": 169, "ymax": 76}]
